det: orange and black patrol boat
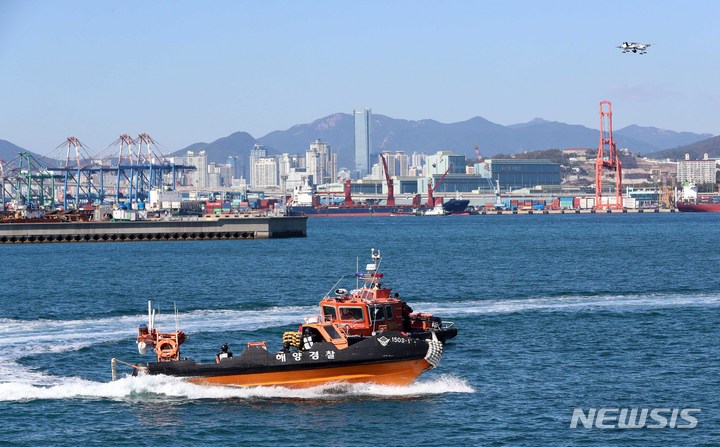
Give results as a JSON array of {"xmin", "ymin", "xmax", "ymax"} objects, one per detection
[
  {"xmin": 112, "ymin": 300, "xmax": 443, "ymax": 388},
  {"xmin": 319, "ymin": 248, "xmax": 458, "ymax": 344}
]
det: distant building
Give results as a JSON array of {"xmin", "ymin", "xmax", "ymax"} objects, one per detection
[
  {"xmin": 354, "ymin": 108, "xmax": 371, "ymax": 178},
  {"xmin": 373, "ymin": 151, "xmax": 409, "ymax": 180},
  {"xmin": 307, "ymin": 139, "xmax": 336, "ymax": 185},
  {"xmin": 484, "ymin": 159, "xmax": 561, "ymax": 190},
  {"xmin": 396, "ymin": 151, "xmax": 409, "ymax": 176},
  {"xmin": 411, "ymin": 151, "xmax": 428, "ymax": 176},
  {"xmin": 226, "ymin": 155, "xmax": 244, "ymax": 183},
  {"xmin": 185, "ymin": 150, "xmax": 208, "ymax": 187},
  {"xmin": 252, "ymin": 157, "xmax": 279, "ymax": 188},
  {"xmin": 425, "ymin": 151, "xmax": 466, "ymax": 176},
  {"xmin": 306, "ymin": 147, "xmax": 322, "ymax": 186},
  {"xmin": 249, "ymin": 144, "xmax": 268, "ymax": 187},
  {"xmin": 677, "ymin": 153, "xmax": 717, "ymax": 184}
]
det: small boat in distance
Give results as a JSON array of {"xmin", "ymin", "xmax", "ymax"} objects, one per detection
[
  {"xmin": 111, "ymin": 300, "xmax": 443, "ymax": 388},
  {"xmin": 319, "ymin": 249, "xmax": 458, "ymax": 344},
  {"xmin": 423, "ymin": 203, "xmax": 448, "ymax": 216}
]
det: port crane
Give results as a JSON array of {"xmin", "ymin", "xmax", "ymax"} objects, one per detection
[
  {"xmin": 427, "ymin": 163, "xmax": 453, "ymax": 207},
  {"xmin": 379, "ymin": 153, "xmax": 395, "ymax": 206},
  {"xmin": 343, "ymin": 179, "xmax": 354, "ymax": 206},
  {"xmin": 473, "ymin": 145, "xmax": 484, "ymax": 162},
  {"xmin": 594, "ymin": 100, "xmax": 623, "ymax": 209}
]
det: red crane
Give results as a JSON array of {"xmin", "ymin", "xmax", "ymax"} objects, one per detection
[
  {"xmin": 379, "ymin": 153, "xmax": 395, "ymax": 206},
  {"xmin": 594, "ymin": 100, "xmax": 623, "ymax": 209},
  {"xmin": 427, "ymin": 163, "xmax": 453, "ymax": 207},
  {"xmin": 343, "ymin": 179, "xmax": 354, "ymax": 206},
  {"xmin": 473, "ymin": 145, "xmax": 484, "ymax": 162}
]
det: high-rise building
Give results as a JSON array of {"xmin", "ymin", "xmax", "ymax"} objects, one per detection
[
  {"xmin": 305, "ymin": 147, "xmax": 322, "ymax": 186},
  {"xmin": 677, "ymin": 153, "xmax": 717, "ymax": 184},
  {"xmin": 249, "ymin": 144, "xmax": 268, "ymax": 187},
  {"xmin": 307, "ymin": 139, "xmax": 336, "ymax": 185},
  {"xmin": 396, "ymin": 151, "xmax": 409, "ymax": 176},
  {"xmin": 411, "ymin": 151, "xmax": 428, "ymax": 176},
  {"xmin": 354, "ymin": 108, "xmax": 371, "ymax": 178},
  {"xmin": 252, "ymin": 157, "xmax": 279, "ymax": 188},
  {"xmin": 185, "ymin": 150, "xmax": 208, "ymax": 187},
  {"xmin": 227, "ymin": 155, "xmax": 244, "ymax": 182}
]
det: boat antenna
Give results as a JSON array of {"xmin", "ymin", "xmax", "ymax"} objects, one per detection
[
  {"xmin": 371, "ymin": 248, "xmax": 382, "ymax": 282},
  {"xmin": 356, "ymin": 257, "xmax": 359, "ymax": 289},
  {"xmin": 174, "ymin": 302, "xmax": 180, "ymax": 333},
  {"xmin": 148, "ymin": 300, "xmax": 153, "ymax": 332},
  {"xmin": 174, "ymin": 302, "xmax": 180, "ymax": 353},
  {"xmin": 324, "ymin": 275, "xmax": 346, "ymax": 299}
]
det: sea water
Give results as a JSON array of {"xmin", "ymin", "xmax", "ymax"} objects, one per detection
[{"xmin": 0, "ymin": 213, "xmax": 718, "ymax": 446}]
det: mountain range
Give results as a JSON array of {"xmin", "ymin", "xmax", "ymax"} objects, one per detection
[
  {"xmin": 1, "ymin": 114, "xmax": 717, "ymax": 168},
  {"xmin": 168, "ymin": 114, "xmax": 715, "ymax": 168}
]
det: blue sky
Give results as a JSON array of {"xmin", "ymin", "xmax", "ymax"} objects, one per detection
[{"xmin": 1, "ymin": 0, "xmax": 718, "ymax": 154}]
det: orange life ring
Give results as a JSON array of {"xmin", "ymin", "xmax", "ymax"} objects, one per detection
[{"xmin": 155, "ymin": 338, "xmax": 178, "ymax": 359}]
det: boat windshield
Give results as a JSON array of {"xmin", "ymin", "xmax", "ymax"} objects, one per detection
[
  {"xmin": 324, "ymin": 325, "xmax": 342, "ymax": 340},
  {"xmin": 322, "ymin": 305, "xmax": 337, "ymax": 320},
  {"xmin": 339, "ymin": 306, "xmax": 365, "ymax": 322}
]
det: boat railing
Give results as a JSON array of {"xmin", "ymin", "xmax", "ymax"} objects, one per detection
[{"xmin": 441, "ymin": 321, "xmax": 455, "ymax": 329}]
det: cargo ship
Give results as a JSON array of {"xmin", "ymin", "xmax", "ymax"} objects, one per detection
[
  {"xmin": 112, "ymin": 300, "xmax": 443, "ymax": 388},
  {"xmin": 676, "ymin": 182, "xmax": 720, "ymax": 212},
  {"xmin": 286, "ymin": 182, "xmax": 469, "ymax": 217}
]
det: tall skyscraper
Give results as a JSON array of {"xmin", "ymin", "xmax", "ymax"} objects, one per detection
[
  {"xmin": 354, "ymin": 108, "xmax": 371, "ymax": 178},
  {"xmin": 249, "ymin": 144, "xmax": 268, "ymax": 187},
  {"xmin": 185, "ymin": 150, "xmax": 208, "ymax": 187}
]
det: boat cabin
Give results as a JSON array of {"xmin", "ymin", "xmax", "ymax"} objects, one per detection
[
  {"xmin": 319, "ymin": 284, "xmax": 409, "ymax": 336},
  {"xmin": 296, "ymin": 321, "xmax": 350, "ymax": 350}
]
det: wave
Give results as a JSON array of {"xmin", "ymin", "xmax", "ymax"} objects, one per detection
[
  {"xmin": 410, "ymin": 291, "xmax": 720, "ymax": 317},
  {"xmin": 0, "ymin": 305, "xmax": 314, "ymax": 357},
  {"xmin": 0, "ymin": 374, "xmax": 473, "ymax": 402},
  {"xmin": 2, "ymin": 291, "xmax": 713, "ymax": 387},
  {"xmin": 0, "ymin": 306, "xmax": 315, "ymax": 385}
]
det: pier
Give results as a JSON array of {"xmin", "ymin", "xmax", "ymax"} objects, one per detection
[
  {"xmin": 475, "ymin": 208, "xmax": 676, "ymax": 215},
  {"xmin": 0, "ymin": 215, "xmax": 307, "ymax": 244}
]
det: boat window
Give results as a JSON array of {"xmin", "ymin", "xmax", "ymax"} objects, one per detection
[
  {"xmin": 339, "ymin": 306, "xmax": 365, "ymax": 322},
  {"xmin": 368, "ymin": 305, "xmax": 385, "ymax": 321},
  {"xmin": 385, "ymin": 305, "xmax": 393, "ymax": 319},
  {"xmin": 324, "ymin": 325, "xmax": 341, "ymax": 339},
  {"xmin": 323, "ymin": 305, "xmax": 337, "ymax": 320}
]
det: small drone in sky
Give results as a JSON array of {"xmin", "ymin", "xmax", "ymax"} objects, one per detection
[{"xmin": 618, "ymin": 41, "xmax": 650, "ymax": 54}]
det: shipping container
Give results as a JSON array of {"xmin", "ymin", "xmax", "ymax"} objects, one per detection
[{"xmin": 579, "ymin": 197, "xmax": 595, "ymax": 209}]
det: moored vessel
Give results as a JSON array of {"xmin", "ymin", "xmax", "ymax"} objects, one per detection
[
  {"xmin": 676, "ymin": 182, "xmax": 720, "ymax": 212},
  {"xmin": 441, "ymin": 198, "xmax": 471, "ymax": 214}
]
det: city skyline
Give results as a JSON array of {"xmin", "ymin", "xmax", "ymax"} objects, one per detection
[{"xmin": 1, "ymin": 1, "xmax": 719, "ymax": 154}]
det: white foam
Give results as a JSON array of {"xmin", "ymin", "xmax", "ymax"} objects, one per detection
[
  {"xmin": 0, "ymin": 374, "xmax": 473, "ymax": 402},
  {"xmin": 410, "ymin": 292, "xmax": 720, "ymax": 317},
  {"xmin": 0, "ymin": 305, "xmax": 315, "ymax": 386}
]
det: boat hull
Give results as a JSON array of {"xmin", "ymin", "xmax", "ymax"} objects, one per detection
[
  {"xmin": 144, "ymin": 332, "xmax": 440, "ymax": 388},
  {"xmin": 676, "ymin": 202, "xmax": 720, "ymax": 212},
  {"xmin": 442, "ymin": 199, "xmax": 470, "ymax": 214},
  {"xmin": 186, "ymin": 358, "xmax": 433, "ymax": 387}
]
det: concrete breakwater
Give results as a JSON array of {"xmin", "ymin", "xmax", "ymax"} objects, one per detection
[{"xmin": 0, "ymin": 215, "xmax": 307, "ymax": 244}]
